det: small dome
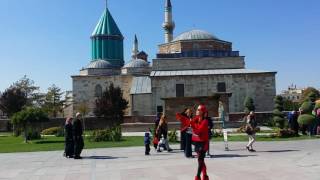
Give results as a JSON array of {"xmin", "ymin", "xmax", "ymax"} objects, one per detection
[
  {"xmin": 173, "ymin": 29, "xmax": 218, "ymax": 41},
  {"xmin": 123, "ymin": 59, "xmax": 150, "ymax": 68},
  {"xmin": 87, "ymin": 60, "xmax": 112, "ymax": 69}
]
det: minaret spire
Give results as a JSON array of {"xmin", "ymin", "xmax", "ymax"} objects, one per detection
[
  {"xmin": 162, "ymin": 0, "xmax": 175, "ymax": 43},
  {"xmin": 131, "ymin": 34, "xmax": 139, "ymax": 60}
]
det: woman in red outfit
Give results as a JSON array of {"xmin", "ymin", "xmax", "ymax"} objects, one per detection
[
  {"xmin": 192, "ymin": 104, "xmax": 210, "ymax": 180},
  {"xmin": 176, "ymin": 104, "xmax": 209, "ymax": 180}
]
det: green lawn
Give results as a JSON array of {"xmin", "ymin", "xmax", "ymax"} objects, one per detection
[
  {"xmin": 0, "ymin": 136, "xmax": 145, "ymax": 153},
  {"xmin": 0, "ymin": 134, "xmax": 319, "ymax": 153}
]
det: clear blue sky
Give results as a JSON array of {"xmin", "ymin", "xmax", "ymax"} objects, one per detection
[{"xmin": 0, "ymin": 0, "xmax": 319, "ymax": 93}]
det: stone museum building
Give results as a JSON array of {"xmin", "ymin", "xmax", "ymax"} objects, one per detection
[{"xmin": 71, "ymin": 0, "xmax": 277, "ymax": 120}]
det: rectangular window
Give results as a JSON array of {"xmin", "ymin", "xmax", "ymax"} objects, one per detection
[
  {"xmin": 217, "ymin": 82, "xmax": 226, "ymax": 92},
  {"xmin": 176, "ymin": 84, "xmax": 185, "ymax": 97}
]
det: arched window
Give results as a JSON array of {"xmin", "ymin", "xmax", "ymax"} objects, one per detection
[{"xmin": 95, "ymin": 84, "xmax": 102, "ymax": 97}]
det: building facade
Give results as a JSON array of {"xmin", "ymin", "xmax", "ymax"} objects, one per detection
[{"xmin": 71, "ymin": 0, "xmax": 277, "ymax": 119}]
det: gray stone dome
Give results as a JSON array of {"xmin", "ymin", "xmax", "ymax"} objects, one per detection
[
  {"xmin": 86, "ymin": 59, "xmax": 112, "ymax": 69},
  {"xmin": 173, "ymin": 29, "xmax": 218, "ymax": 41},
  {"xmin": 123, "ymin": 59, "xmax": 150, "ymax": 68}
]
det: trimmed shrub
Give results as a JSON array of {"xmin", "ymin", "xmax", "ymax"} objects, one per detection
[
  {"xmin": 298, "ymin": 114, "xmax": 316, "ymax": 126},
  {"xmin": 89, "ymin": 126, "xmax": 122, "ymax": 142},
  {"xmin": 41, "ymin": 127, "xmax": 62, "ymax": 135},
  {"xmin": 275, "ymin": 129, "xmax": 298, "ymax": 138},
  {"xmin": 273, "ymin": 96, "xmax": 285, "ymax": 129},
  {"xmin": 244, "ymin": 97, "xmax": 255, "ymax": 115},
  {"xmin": 27, "ymin": 130, "xmax": 41, "ymax": 140},
  {"xmin": 168, "ymin": 129, "xmax": 178, "ymax": 142},
  {"xmin": 300, "ymin": 101, "xmax": 314, "ymax": 113}
]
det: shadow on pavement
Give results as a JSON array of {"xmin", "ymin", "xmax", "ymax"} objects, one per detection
[
  {"xmin": 258, "ymin": 150, "xmax": 300, "ymax": 153},
  {"xmin": 82, "ymin": 156, "xmax": 127, "ymax": 160},
  {"xmin": 212, "ymin": 154, "xmax": 257, "ymax": 158}
]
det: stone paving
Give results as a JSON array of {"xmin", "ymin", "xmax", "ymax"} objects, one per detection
[{"xmin": 0, "ymin": 140, "xmax": 319, "ymax": 180}]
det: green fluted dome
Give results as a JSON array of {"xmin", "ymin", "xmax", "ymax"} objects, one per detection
[
  {"xmin": 92, "ymin": 9, "xmax": 122, "ymax": 37},
  {"xmin": 91, "ymin": 7, "xmax": 124, "ymax": 68}
]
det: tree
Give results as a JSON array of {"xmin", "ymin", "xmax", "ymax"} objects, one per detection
[
  {"xmin": 273, "ymin": 96, "xmax": 285, "ymax": 129},
  {"xmin": 94, "ymin": 83, "xmax": 128, "ymax": 126},
  {"xmin": 300, "ymin": 87, "xmax": 320, "ymax": 104},
  {"xmin": 0, "ymin": 87, "xmax": 27, "ymax": 117},
  {"xmin": 12, "ymin": 75, "xmax": 43, "ymax": 107},
  {"xmin": 77, "ymin": 102, "xmax": 89, "ymax": 137},
  {"xmin": 244, "ymin": 96, "xmax": 255, "ymax": 114},
  {"xmin": 43, "ymin": 84, "xmax": 65, "ymax": 118},
  {"xmin": 283, "ymin": 99, "xmax": 300, "ymax": 111},
  {"xmin": 11, "ymin": 107, "xmax": 48, "ymax": 143}
]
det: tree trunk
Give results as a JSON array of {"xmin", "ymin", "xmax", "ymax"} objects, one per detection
[{"xmin": 24, "ymin": 124, "xmax": 28, "ymax": 143}]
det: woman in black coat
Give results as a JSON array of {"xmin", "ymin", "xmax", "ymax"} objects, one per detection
[{"xmin": 64, "ymin": 118, "xmax": 74, "ymax": 158}]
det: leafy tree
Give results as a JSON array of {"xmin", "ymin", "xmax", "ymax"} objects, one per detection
[
  {"xmin": 11, "ymin": 107, "xmax": 48, "ymax": 143},
  {"xmin": 283, "ymin": 99, "xmax": 300, "ymax": 111},
  {"xmin": 43, "ymin": 84, "xmax": 65, "ymax": 118},
  {"xmin": 273, "ymin": 96, "xmax": 285, "ymax": 129},
  {"xmin": 300, "ymin": 87, "xmax": 320, "ymax": 104},
  {"xmin": 0, "ymin": 87, "xmax": 27, "ymax": 117},
  {"xmin": 77, "ymin": 102, "xmax": 89, "ymax": 137},
  {"xmin": 94, "ymin": 83, "xmax": 128, "ymax": 126},
  {"xmin": 12, "ymin": 75, "xmax": 43, "ymax": 107},
  {"xmin": 244, "ymin": 96, "xmax": 255, "ymax": 114}
]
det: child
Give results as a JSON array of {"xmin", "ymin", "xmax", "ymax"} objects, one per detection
[{"xmin": 144, "ymin": 129, "xmax": 152, "ymax": 155}]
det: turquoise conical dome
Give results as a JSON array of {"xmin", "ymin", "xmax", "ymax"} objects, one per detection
[{"xmin": 91, "ymin": 7, "xmax": 124, "ymax": 68}]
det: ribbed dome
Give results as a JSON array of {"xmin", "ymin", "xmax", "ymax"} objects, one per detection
[
  {"xmin": 91, "ymin": 8, "xmax": 123, "ymax": 37},
  {"xmin": 87, "ymin": 60, "xmax": 112, "ymax": 69},
  {"xmin": 173, "ymin": 29, "xmax": 217, "ymax": 41},
  {"xmin": 123, "ymin": 59, "xmax": 150, "ymax": 68}
]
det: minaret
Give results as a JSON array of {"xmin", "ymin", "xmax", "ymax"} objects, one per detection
[
  {"xmin": 162, "ymin": 0, "xmax": 175, "ymax": 43},
  {"xmin": 131, "ymin": 35, "xmax": 139, "ymax": 60}
]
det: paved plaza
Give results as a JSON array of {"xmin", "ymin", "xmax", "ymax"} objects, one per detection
[{"xmin": 0, "ymin": 140, "xmax": 319, "ymax": 180}]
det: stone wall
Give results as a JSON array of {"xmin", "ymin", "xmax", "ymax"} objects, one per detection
[
  {"xmin": 131, "ymin": 94, "xmax": 153, "ymax": 115},
  {"xmin": 0, "ymin": 117, "xmax": 129, "ymax": 132},
  {"xmin": 151, "ymin": 73, "xmax": 276, "ymax": 113},
  {"xmin": 158, "ymin": 39, "xmax": 232, "ymax": 54},
  {"xmin": 72, "ymin": 75, "xmax": 134, "ymax": 116},
  {"xmin": 152, "ymin": 57, "xmax": 245, "ymax": 71}
]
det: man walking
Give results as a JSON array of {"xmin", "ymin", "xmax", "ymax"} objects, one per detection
[{"xmin": 73, "ymin": 112, "xmax": 84, "ymax": 159}]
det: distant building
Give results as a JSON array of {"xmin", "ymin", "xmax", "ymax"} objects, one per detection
[
  {"xmin": 280, "ymin": 84, "xmax": 304, "ymax": 102},
  {"xmin": 0, "ymin": 110, "xmax": 7, "ymax": 119}
]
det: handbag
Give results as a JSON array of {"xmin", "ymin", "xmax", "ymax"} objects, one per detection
[{"xmin": 245, "ymin": 124, "xmax": 253, "ymax": 135}]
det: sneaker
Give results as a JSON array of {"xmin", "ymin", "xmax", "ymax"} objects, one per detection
[
  {"xmin": 168, "ymin": 148, "xmax": 173, "ymax": 152},
  {"xmin": 250, "ymin": 149, "xmax": 256, "ymax": 152},
  {"xmin": 246, "ymin": 146, "xmax": 250, "ymax": 152},
  {"xmin": 157, "ymin": 149, "xmax": 162, "ymax": 153}
]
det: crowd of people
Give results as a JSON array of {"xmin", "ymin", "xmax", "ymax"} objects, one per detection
[{"xmin": 63, "ymin": 101, "xmax": 320, "ymax": 179}]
